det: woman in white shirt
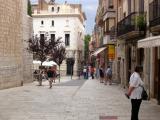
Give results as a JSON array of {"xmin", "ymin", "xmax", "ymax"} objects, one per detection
[{"xmin": 126, "ymin": 66, "xmax": 144, "ymax": 120}]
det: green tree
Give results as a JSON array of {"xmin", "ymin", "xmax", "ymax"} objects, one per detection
[
  {"xmin": 49, "ymin": 40, "xmax": 66, "ymax": 82},
  {"xmin": 84, "ymin": 34, "xmax": 91, "ymax": 63},
  {"xmin": 28, "ymin": 0, "xmax": 32, "ymax": 17}
]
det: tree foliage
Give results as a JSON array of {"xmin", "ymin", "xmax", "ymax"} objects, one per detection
[
  {"xmin": 27, "ymin": 0, "xmax": 32, "ymax": 17},
  {"xmin": 50, "ymin": 44, "xmax": 66, "ymax": 66},
  {"xmin": 84, "ymin": 34, "xmax": 91, "ymax": 62},
  {"xmin": 27, "ymin": 36, "xmax": 65, "ymax": 66}
]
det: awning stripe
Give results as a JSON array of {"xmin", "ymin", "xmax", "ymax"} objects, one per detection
[
  {"xmin": 91, "ymin": 47, "xmax": 106, "ymax": 56},
  {"xmin": 138, "ymin": 36, "xmax": 160, "ymax": 48}
]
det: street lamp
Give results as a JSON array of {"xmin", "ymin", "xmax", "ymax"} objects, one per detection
[{"xmin": 66, "ymin": 50, "xmax": 76, "ymax": 80}]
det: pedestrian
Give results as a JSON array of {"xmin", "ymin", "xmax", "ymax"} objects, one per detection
[
  {"xmin": 125, "ymin": 66, "xmax": 144, "ymax": 120},
  {"xmin": 99, "ymin": 65, "xmax": 104, "ymax": 83},
  {"xmin": 51, "ymin": 66, "xmax": 57, "ymax": 83},
  {"xmin": 47, "ymin": 67, "xmax": 54, "ymax": 88},
  {"xmin": 83, "ymin": 66, "xmax": 87, "ymax": 79},
  {"xmin": 37, "ymin": 69, "xmax": 43, "ymax": 86},
  {"xmin": 90, "ymin": 66, "xmax": 95, "ymax": 79},
  {"xmin": 105, "ymin": 66, "xmax": 112, "ymax": 85}
]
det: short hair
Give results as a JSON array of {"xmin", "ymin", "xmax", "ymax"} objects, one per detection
[{"xmin": 135, "ymin": 66, "xmax": 143, "ymax": 73}]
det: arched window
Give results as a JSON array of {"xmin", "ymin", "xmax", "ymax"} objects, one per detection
[
  {"xmin": 57, "ymin": 7, "xmax": 60, "ymax": 13},
  {"xmin": 41, "ymin": 20, "xmax": 44, "ymax": 25},
  {"xmin": 52, "ymin": 20, "xmax": 54, "ymax": 26},
  {"xmin": 52, "ymin": 7, "xmax": 54, "ymax": 12}
]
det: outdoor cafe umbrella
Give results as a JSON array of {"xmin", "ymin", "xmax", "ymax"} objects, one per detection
[
  {"xmin": 42, "ymin": 61, "xmax": 57, "ymax": 66},
  {"xmin": 33, "ymin": 60, "xmax": 41, "ymax": 64},
  {"xmin": 33, "ymin": 60, "xmax": 41, "ymax": 69}
]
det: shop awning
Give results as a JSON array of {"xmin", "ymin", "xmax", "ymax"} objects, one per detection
[
  {"xmin": 91, "ymin": 47, "xmax": 106, "ymax": 56},
  {"xmin": 138, "ymin": 36, "xmax": 160, "ymax": 48}
]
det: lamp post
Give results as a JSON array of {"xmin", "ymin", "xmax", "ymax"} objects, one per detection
[{"xmin": 66, "ymin": 50, "xmax": 75, "ymax": 80}]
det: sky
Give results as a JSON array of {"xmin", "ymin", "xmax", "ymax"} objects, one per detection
[{"xmin": 31, "ymin": 0, "xmax": 98, "ymax": 35}]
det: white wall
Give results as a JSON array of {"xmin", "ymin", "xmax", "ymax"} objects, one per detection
[{"xmin": 33, "ymin": 16, "xmax": 84, "ymax": 51}]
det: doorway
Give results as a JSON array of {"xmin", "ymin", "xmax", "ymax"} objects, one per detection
[
  {"xmin": 158, "ymin": 59, "xmax": 160, "ymax": 104},
  {"xmin": 66, "ymin": 58, "xmax": 74, "ymax": 75},
  {"xmin": 127, "ymin": 47, "xmax": 132, "ymax": 84},
  {"xmin": 154, "ymin": 47, "xmax": 160, "ymax": 104}
]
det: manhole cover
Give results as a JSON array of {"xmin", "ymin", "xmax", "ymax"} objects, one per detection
[{"xmin": 99, "ymin": 116, "xmax": 117, "ymax": 120}]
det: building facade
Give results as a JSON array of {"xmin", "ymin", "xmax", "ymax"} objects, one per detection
[
  {"xmin": 92, "ymin": 0, "xmax": 117, "ymax": 80},
  {"xmin": 0, "ymin": 0, "xmax": 33, "ymax": 89},
  {"xmin": 32, "ymin": 0, "xmax": 86, "ymax": 76},
  {"xmin": 93, "ymin": 0, "xmax": 160, "ymax": 104},
  {"xmin": 138, "ymin": 0, "xmax": 160, "ymax": 104}
]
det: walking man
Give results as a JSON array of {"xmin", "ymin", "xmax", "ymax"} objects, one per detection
[
  {"xmin": 105, "ymin": 66, "xmax": 112, "ymax": 85},
  {"xmin": 47, "ymin": 67, "xmax": 54, "ymax": 88},
  {"xmin": 90, "ymin": 66, "xmax": 95, "ymax": 79}
]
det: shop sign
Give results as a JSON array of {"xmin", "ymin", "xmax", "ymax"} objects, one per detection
[{"xmin": 108, "ymin": 45, "xmax": 115, "ymax": 60}]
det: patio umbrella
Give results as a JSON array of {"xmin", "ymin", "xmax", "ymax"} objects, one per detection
[
  {"xmin": 49, "ymin": 61, "xmax": 57, "ymax": 66},
  {"xmin": 33, "ymin": 60, "xmax": 41, "ymax": 64},
  {"xmin": 42, "ymin": 61, "xmax": 57, "ymax": 66},
  {"xmin": 33, "ymin": 60, "xmax": 41, "ymax": 69}
]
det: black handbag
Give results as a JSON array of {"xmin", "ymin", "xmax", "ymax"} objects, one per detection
[{"xmin": 141, "ymin": 86, "xmax": 148, "ymax": 100}]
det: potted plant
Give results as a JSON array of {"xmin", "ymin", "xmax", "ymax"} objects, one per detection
[{"xmin": 136, "ymin": 14, "xmax": 146, "ymax": 31}]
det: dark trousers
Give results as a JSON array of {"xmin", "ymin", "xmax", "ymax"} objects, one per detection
[
  {"xmin": 91, "ymin": 73, "xmax": 94, "ymax": 79},
  {"xmin": 131, "ymin": 99, "xmax": 142, "ymax": 120}
]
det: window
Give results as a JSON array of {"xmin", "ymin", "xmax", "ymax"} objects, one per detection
[
  {"xmin": 57, "ymin": 7, "xmax": 60, "ymax": 13},
  {"xmin": 41, "ymin": 20, "xmax": 44, "ymax": 25},
  {"xmin": 52, "ymin": 20, "xmax": 54, "ymax": 26},
  {"xmin": 52, "ymin": 7, "xmax": 54, "ymax": 12},
  {"xmin": 108, "ymin": 0, "xmax": 114, "ymax": 9},
  {"xmin": 128, "ymin": 0, "xmax": 131, "ymax": 14},
  {"xmin": 65, "ymin": 34, "xmax": 70, "ymax": 46},
  {"xmin": 51, "ymin": 34, "xmax": 55, "ymax": 41},
  {"xmin": 40, "ymin": 34, "xmax": 44, "ymax": 40},
  {"xmin": 139, "ymin": 0, "xmax": 144, "ymax": 12}
]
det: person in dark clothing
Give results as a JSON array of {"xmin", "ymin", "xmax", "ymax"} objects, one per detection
[
  {"xmin": 47, "ymin": 67, "xmax": 54, "ymax": 88},
  {"xmin": 99, "ymin": 65, "xmax": 104, "ymax": 83},
  {"xmin": 90, "ymin": 66, "xmax": 95, "ymax": 79}
]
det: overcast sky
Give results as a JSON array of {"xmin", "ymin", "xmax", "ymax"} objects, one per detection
[{"xmin": 31, "ymin": 0, "xmax": 98, "ymax": 35}]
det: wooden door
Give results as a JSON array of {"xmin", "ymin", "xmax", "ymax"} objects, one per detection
[
  {"xmin": 154, "ymin": 47, "xmax": 158, "ymax": 99},
  {"xmin": 157, "ymin": 59, "xmax": 160, "ymax": 104}
]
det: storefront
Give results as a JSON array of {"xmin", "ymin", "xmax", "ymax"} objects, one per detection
[{"xmin": 138, "ymin": 36, "xmax": 160, "ymax": 104}]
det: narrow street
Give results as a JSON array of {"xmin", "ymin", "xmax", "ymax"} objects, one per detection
[{"xmin": 0, "ymin": 77, "xmax": 160, "ymax": 120}]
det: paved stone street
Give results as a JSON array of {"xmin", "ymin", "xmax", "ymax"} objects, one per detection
[{"xmin": 0, "ymin": 77, "xmax": 160, "ymax": 120}]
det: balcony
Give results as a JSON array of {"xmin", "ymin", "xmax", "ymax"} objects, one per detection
[
  {"xmin": 96, "ymin": 7, "xmax": 104, "ymax": 26},
  {"xmin": 149, "ymin": 1, "xmax": 160, "ymax": 34},
  {"xmin": 110, "ymin": 26, "xmax": 117, "ymax": 41},
  {"xmin": 103, "ymin": 8, "xmax": 116, "ymax": 20},
  {"xmin": 117, "ymin": 12, "xmax": 146, "ymax": 40}
]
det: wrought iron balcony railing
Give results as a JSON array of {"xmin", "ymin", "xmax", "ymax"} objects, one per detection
[
  {"xmin": 117, "ymin": 12, "xmax": 146, "ymax": 37},
  {"xmin": 149, "ymin": 1, "xmax": 160, "ymax": 27},
  {"xmin": 110, "ymin": 26, "xmax": 116, "ymax": 40}
]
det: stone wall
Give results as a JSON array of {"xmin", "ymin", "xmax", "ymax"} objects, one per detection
[
  {"xmin": 0, "ymin": 0, "xmax": 33, "ymax": 89},
  {"xmin": 22, "ymin": 0, "xmax": 33, "ymax": 83}
]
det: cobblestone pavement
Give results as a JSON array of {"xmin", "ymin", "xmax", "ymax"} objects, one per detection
[{"xmin": 0, "ymin": 78, "xmax": 160, "ymax": 120}]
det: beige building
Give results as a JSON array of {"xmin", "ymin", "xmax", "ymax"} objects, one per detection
[
  {"xmin": 115, "ymin": 0, "xmax": 146, "ymax": 88},
  {"xmin": 138, "ymin": 0, "xmax": 160, "ymax": 104},
  {"xmin": 92, "ymin": 0, "xmax": 117, "ymax": 80},
  {"xmin": 0, "ymin": 0, "xmax": 33, "ymax": 89},
  {"xmin": 111, "ymin": 0, "xmax": 160, "ymax": 104}
]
